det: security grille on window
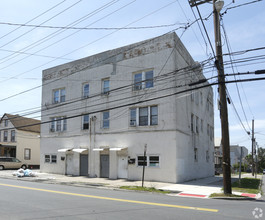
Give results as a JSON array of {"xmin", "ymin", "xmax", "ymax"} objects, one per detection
[
  {"xmin": 51, "ymin": 155, "xmax": 57, "ymax": 163},
  {"xmin": 130, "ymin": 106, "xmax": 158, "ymax": 127},
  {"xmin": 133, "ymin": 70, "xmax": 153, "ymax": 90},
  {"xmin": 45, "ymin": 155, "xmax": 50, "ymax": 163},
  {"xmin": 137, "ymin": 155, "xmax": 160, "ymax": 167},
  {"xmin": 11, "ymin": 130, "xmax": 15, "ymax": 142},
  {"xmin": 83, "ymin": 84, "xmax": 89, "ymax": 98},
  {"xmin": 149, "ymin": 156, "xmax": 159, "ymax": 167},
  {"xmin": 50, "ymin": 117, "xmax": 67, "ymax": 132},
  {"xmin": 102, "ymin": 111, "xmax": 109, "ymax": 128},
  {"xmin": 83, "ymin": 114, "xmax": 89, "ymax": 130},
  {"xmin": 53, "ymin": 88, "xmax": 65, "ymax": 103},
  {"xmin": 137, "ymin": 156, "xmax": 147, "ymax": 166}
]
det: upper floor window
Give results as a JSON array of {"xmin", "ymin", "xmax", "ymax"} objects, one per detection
[
  {"xmin": 4, "ymin": 119, "xmax": 8, "ymax": 127},
  {"xmin": 102, "ymin": 78, "xmax": 110, "ymax": 94},
  {"xmin": 83, "ymin": 84, "xmax": 89, "ymax": 98},
  {"xmin": 82, "ymin": 114, "xmax": 89, "ymax": 130},
  {"xmin": 191, "ymin": 114, "xmax": 194, "ymax": 132},
  {"xmin": 130, "ymin": 105, "xmax": 158, "ymax": 127},
  {"xmin": 102, "ymin": 111, "xmax": 109, "ymax": 128},
  {"xmin": 133, "ymin": 70, "xmax": 153, "ymax": 91},
  {"xmin": 11, "ymin": 130, "xmax": 15, "ymax": 142},
  {"xmin": 3, "ymin": 130, "xmax": 8, "ymax": 142},
  {"xmin": 53, "ymin": 88, "xmax": 65, "ymax": 104},
  {"xmin": 50, "ymin": 117, "xmax": 67, "ymax": 132}
]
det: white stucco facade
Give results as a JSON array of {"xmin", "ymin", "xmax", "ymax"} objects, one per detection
[{"xmin": 40, "ymin": 33, "xmax": 214, "ymax": 183}]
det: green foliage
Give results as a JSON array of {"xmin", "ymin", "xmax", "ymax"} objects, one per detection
[{"xmin": 231, "ymin": 178, "xmax": 261, "ymax": 194}]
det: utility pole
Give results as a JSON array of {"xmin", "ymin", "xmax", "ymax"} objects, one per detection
[
  {"xmin": 251, "ymin": 119, "xmax": 255, "ymax": 176},
  {"xmin": 188, "ymin": 0, "xmax": 232, "ymax": 194},
  {"xmin": 213, "ymin": 0, "xmax": 231, "ymax": 194}
]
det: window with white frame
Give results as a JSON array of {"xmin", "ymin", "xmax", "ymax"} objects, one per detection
[
  {"xmin": 133, "ymin": 70, "xmax": 153, "ymax": 91},
  {"xmin": 44, "ymin": 154, "xmax": 57, "ymax": 163},
  {"xmin": 130, "ymin": 106, "xmax": 158, "ymax": 127},
  {"xmin": 50, "ymin": 117, "xmax": 67, "ymax": 132},
  {"xmin": 102, "ymin": 111, "xmax": 109, "ymax": 128},
  {"xmin": 83, "ymin": 83, "xmax": 89, "ymax": 98},
  {"xmin": 3, "ymin": 130, "xmax": 8, "ymax": 142},
  {"xmin": 24, "ymin": 148, "xmax": 31, "ymax": 160},
  {"xmin": 102, "ymin": 78, "xmax": 110, "ymax": 94},
  {"xmin": 11, "ymin": 130, "xmax": 15, "ymax": 142},
  {"xmin": 82, "ymin": 114, "xmax": 89, "ymax": 130},
  {"xmin": 53, "ymin": 88, "xmax": 65, "ymax": 104},
  {"xmin": 137, "ymin": 155, "xmax": 160, "ymax": 167}
]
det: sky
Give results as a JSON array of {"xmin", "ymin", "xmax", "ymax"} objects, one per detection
[{"xmin": 0, "ymin": 0, "xmax": 264, "ymax": 152}]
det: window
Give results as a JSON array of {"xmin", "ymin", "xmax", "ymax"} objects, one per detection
[
  {"xmin": 139, "ymin": 107, "xmax": 148, "ymax": 126},
  {"xmin": 130, "ymin": 106, "xmax": 158, "ymax": 127},
  {"xmin": 137, "ymin": 155, "xmax": 160, "ymax": 167},
  {"xmin": 133, "ymin": 70, "xmax": 153, "ymax": 90},
  {"xmin": 201, "ymin": 119, "xmax": 203, "ymax": 132},
  {"xmin": 45, "ymin": 155, "xmax": 57, "ymax": 163},
  {"xmin": 102, "ymin": 78, "xmax": 110, "ymax": 94},
  {"xmin": 83, "ymin": 83, "xmax": 89, "ymax": 98},
  {"xmin": 210, "ymin": 126, "xmax": 214, "ymax": 141},
  {"xmin": 206, "ymin": 150, "xmax": 209, "ymax": 162},
  {"xmin": 195, "ymin": 116, "xmax": 199, "ymax": 133},
  {"xmin": 4, "ymin": 131, "xmax": 8, "ymax": 142},
  {"xmin": 53, "ymin": 88, "xmax": 65, "ymax": 104},
  {"xmin": 191, "ymin": 114, "xmax": 194, "ymax": 132},
  {"xmin": 11, "ymin": 130, "xmax": 15, "ymax": 142},
  {"xmin": 51, "ymin": 155, "xmax": 57, "ymax": 163},
  {"xmin": 207, "ymin": 124, "xmax": 210, "ymax": 136},
  {"xmin": 130, "ymin": 108, "xmax": 136, "ymax": 126},
  {"xmin": 45, "ymin": 155, "xmax": 50, "ymax": 163},
  {"xmin": 150, "ymin": 106, "xmax": 158, "ymax": 125},
  {"xmin": 194, "ymin": 148, "xmax": 198, "ymax": 162},
  {"xmin": 50, "ymin": 117, "xmax": 67, "ymax": 132},
  {"xmin": 24, "ymin": 149, "xmax": 31, "ymax": 160},
  {"xmin": 137, "ymin": 156, "xmax": 147, "ymax": 166},
  {"xmin": 4, "ymin": 119, "xmax": 8, "ymax": 127},
  {"xmin": 83, "ymin": 114, "xmax": 89, "ymax": 130},
  {"xmin": 102, "ymin": 111, "xmax": 109, "ymax": 128},
  {"xmin": 149, "ymin": 156, "xmax": 159, "ymax": 167}
]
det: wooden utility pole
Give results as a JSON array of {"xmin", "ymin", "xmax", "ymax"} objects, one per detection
[
  {"xmin": 188, "ymin": 0, "xmax": 232, "ymax": 194},
  {"xmin": 213, "ymin": 0, "xmax": 231, "ymax": 194}
]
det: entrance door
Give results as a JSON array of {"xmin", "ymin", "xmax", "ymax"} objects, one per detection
[
  {"xmin": 100, "ymin": 155, "xmax": 109, "ymax": 178},
  {"xmin": 118, "ymin": 156, "xmax": 128, "ymax": 179},
  {"xmin": 80, "ymin": 154, "xmax": 88, "ymax": 176},
  {"xmin": 66, "ymin": 154, "xmax": 74, "ymax": 175}
]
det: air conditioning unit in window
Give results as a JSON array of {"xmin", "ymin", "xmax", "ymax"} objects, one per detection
[
  {"xmin": 130, "ymin": 121, "xmax": 136, "ymax": 127},
  {"xmin": 134, "ymin": 85, "xmax": 142, "ymax": 91}
]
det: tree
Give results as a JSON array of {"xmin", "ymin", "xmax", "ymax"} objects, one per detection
[{"xmin": 257, "ymin": 147, "xmax": 265, "ymax": 172}]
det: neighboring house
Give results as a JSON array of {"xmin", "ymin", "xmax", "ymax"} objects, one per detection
[
  {"xmin": 40, "ymin": 32, "xmax": 214, "ymax": 183},
  {"xmin": 214, "ymin": 138, "xmax": 248, "ymax": 168},
  {"xmin": 0, "ymin": 113, "xmax": 40, "ymax": 168}
]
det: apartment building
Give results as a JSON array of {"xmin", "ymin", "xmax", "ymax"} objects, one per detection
[{"xmin": 40, "ymin": 32, "xmax": 214, "ymax": 183}]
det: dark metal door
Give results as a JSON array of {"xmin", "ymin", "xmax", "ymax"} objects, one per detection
[
  {"xmin": 100, "ymin": 155, "xmax": 109, "ymax": 178},
  {"xmin": 80, "ymin": 154, "xmax": 88, "ymax": 176}
]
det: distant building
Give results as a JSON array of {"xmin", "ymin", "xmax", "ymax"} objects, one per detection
[
  {"xmin": 0, "ymin": 113, "xmax": 40, "ymax": 168},
  {"xmin": 40, "ymin": 32, "xmax": 214, "ymax": 183},
  {"xmin": 214, "ymin": 138, "xmax": 248, "ymax": 168}
]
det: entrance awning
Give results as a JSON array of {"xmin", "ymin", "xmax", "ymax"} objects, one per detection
[
  {"xmin": 93, "ymin": 148, "xmax": 104, "ymax": 151},
  {"xmin": 110, "ymin": 148, "xmax": 123, "ymax": 151},
  {"xmin": 58, "ymin": 148, "xmax": 72, "ymax": 152},
  {"xmin": 72, "ymin": 148, "xmax": 88, "ymax": 153}
]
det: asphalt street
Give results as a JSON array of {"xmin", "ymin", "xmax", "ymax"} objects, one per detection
[{"xmin": 0, "ymin": 178, "xmax": 264, "ymax": 220}]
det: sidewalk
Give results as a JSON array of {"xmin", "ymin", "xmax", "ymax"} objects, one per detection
[{"xmin": 0, "ymin": 170, "xmax": 262, "ymax": 199}]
